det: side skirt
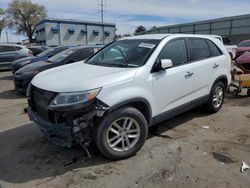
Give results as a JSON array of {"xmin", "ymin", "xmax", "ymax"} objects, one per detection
[{"xmin": 150, "ymin": 95, "xmax": 209, "ymax": 126}]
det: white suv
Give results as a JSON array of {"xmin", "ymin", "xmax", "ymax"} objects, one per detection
[{"xmin": 27, "ymin": 34, "xmax": 231, "ymax": 160}]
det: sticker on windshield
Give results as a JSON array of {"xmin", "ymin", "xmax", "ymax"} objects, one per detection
[{"xmin": 138, "ymin": 43, "xmax": 156, "ymax": 49}]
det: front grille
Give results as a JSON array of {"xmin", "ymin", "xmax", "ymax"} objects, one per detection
[
  {"xmin": 241, "ymin": 63, "xmax": 250, "ymax": 72},
  {"xmin": 31, "ymin": 85, "xmax": 57, "ymax": 121}
]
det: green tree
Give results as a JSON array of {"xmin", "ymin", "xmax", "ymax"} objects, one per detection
[
  {"xmin": 0, "ymin": 8, "xmax": 9, "ymax": 40},
  {"xmin": 134, "ymin": 25, "xmax": 146, "ymax": 35},
  {"xmin": 8, "ymin": 0, "xmax": 47, "ymax": 43}
]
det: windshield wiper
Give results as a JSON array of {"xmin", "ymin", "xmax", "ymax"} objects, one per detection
[{"xmin": 116, "ymin": 47, "xmax": 129, "ymax": 66}]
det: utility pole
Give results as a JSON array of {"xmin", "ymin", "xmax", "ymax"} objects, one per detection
[{"xmin": 99, "ymin": 0, "xmax": 105, "ymax": 22}]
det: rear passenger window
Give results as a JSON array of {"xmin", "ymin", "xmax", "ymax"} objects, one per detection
[
  {"xmin": 159, "ymin": 39, "xmax": 187, "ymax": 66},
  {"xmin": 206, "ymin": 40, "xmax": 222, "ymax": 57},
  {"xmin": 2, "ymin": 45, "xmax": 16, "ymax": 52},
  {"xmin": 187, "ymin": 39, "xmax": 210, "ymax": 61}
]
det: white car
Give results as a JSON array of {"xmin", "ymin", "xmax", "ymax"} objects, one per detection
[
  {"xmin": 208, "ymin": 35, "xmax": 237, "ymax": 59},
  {"xmin": 27, "ymin": 34, "xmax": 231, "ymax": 160}
]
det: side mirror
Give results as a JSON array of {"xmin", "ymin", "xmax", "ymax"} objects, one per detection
[{"xmin": 161, "ymin": 59, "xmax": 173, "ymax": 69}]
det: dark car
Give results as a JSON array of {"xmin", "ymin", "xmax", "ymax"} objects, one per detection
[
  {"xmin": 28, "ymin": 46, "xmax": 49, "ymax": 56},
  {"xmin": 0, "ymin": 44, "xmax": 33, "ymax": 70},
  {"xmin": 235, "ymin": 51, "xmax": 250, "ymax": 74},
  {"xmin": 11, "ymin": 46, "xmax": 69, "ymax": 73},
  {"xmin": 236, "ymin": 40, "xmax": 250, "ymax": 58},
  {"xmin": 14, "ymin": 45, "xmax": 103, "ymax": 93}
]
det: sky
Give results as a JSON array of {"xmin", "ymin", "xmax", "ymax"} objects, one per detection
[{"xmin": 1, "ymin": 0, "xmax": 250, "ymax": 42}]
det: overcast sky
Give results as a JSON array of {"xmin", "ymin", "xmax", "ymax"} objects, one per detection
[{"xmin": 1, "ymin": 0, "xmax": 250, "ymax": 42}]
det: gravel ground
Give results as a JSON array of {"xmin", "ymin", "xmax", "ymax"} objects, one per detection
[{"xmin": 0, "ymin": 71, "xmax": 249, "ymax": 188}]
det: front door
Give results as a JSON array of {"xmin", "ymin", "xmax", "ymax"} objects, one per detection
[{"xmin": 152, "ymin": 38, "xmax": 194, "ymax": 116}]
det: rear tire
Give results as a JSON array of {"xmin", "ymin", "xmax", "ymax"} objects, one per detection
[
  {"xmin": 206, "ymin": 81, "xmax": 225, "ymax": 113},
  {"xmin": 95, "ymin": 106, "xmax": 148, "ymax": 160}
]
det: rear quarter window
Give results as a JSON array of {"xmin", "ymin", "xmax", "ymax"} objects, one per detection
[
  {"xmin": 206, "ymin": 40, "xmax": 223, "ymax": 57},
  {"xmin": 187, "ymin": 38, "xmax": 210, "ymax": 61}
]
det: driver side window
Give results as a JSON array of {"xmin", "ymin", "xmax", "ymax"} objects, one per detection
[{"xmin": 159, "ymin": 39, "xmax": 188, "ymax": 67}]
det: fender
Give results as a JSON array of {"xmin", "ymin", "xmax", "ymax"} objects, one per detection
[{"xmin": 107, "ymin": 98, "xmax": 152, "ymax": 125}]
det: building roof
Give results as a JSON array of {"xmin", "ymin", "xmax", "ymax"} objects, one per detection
[
  {"xmin": 147, "ymin": 14, "xmax": 250, "ymax": 32},
  {"xmin": 36, "ymin": 18, "xmax": 116, "ymax": 27}
]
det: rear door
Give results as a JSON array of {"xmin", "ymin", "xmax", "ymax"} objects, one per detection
[
  {"xmin": 186, "ymin": 38, "xmax": 222, "ymax": 101},
  {"xmin": 152, "ymin": 38, "xmax": 194, "ymax": 115}
]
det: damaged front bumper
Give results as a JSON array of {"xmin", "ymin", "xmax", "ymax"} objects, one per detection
[{"xmin": 27, "ymin": 101, "xmax": 109, "ymax": 147}]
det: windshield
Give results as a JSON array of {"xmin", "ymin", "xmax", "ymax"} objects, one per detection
[
  {"xmin": 47, "ymin": 48, "xmax": 78, "ymax": 63},
  {"xmin": 37, "ymin": 48, "xmax": 53, "ymax": 57},
  {"xmin": 238, "ymin": 41, "xmax": 250, "ymax": 47},
  {"xmin": 86, "ymin": 39, "xmax": 160, "ymax": 67}
]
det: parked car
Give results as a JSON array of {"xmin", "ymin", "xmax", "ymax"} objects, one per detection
[
  {"xmin": 235, "ymin": 51, "xmax": 250, "ymax": 73},
  {"xmin": 0, "ymin": 44, "xmax": 33, "ymax": 70},
  {"xmin": 210, "ymin": 35, "xmax": 237, "ymax": 59},
  {"xmin": 236, "ymin": 40, "xmax": 250, "ymax": 58},
  {"xmin": 11, "ymin": 46, "xmax": 69, "ymax": 73},
  {"xmin": 28, "ymin": 46, "xmax": 49, "ymax": 56},
  {"xmin": 14, "ymin": 45, "xmax": 102, "ymax": 92},
  {"xmin": 27, "ymin": 34, "xmax": 231, "ymax": 160}
]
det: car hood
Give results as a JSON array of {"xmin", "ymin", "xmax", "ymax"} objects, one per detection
[
  {"xmin": 16, "ymin": 60, "xmax": 52, "ymax": 74},
  {"xmin": 32, "ymin": 61, "xmax": 138, "ymax": 92}
]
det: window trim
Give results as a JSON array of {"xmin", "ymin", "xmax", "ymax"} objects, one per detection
[{"xmin": 151, "ymin": 37, "xmax": 189, "ymax": 72}]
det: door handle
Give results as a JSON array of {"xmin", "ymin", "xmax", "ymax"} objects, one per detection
[
  {"xmin": 185, "ymin": 71, "xmax": 194, "ymax": 78},
  {"xmin": 213, "ymin": 64, "xmax": 219, "ymax": 69}
]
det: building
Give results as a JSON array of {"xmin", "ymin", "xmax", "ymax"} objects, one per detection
[
  {"xmin": 35, "ymin": 18, "xmax": 116, "ymax": 46},
  {"xmin": 142, "ymin": 14, "xmax": 250, "ymax": 43}
]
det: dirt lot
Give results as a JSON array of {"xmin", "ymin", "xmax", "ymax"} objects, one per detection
[{"xmin": 0, "ymin": 71, "xmax": 249, "ymax": 188}]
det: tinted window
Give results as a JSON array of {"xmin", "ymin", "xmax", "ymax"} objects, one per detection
[
  {"xmin": 159, "ymin": 39, "xmax": 187, "ymax": 66},
  {"xmin": 238, "ymin": 41, "xmax": 250, "ymax": 47},
  {"xmin": 206, "ymin": 40, "xmax": 222, "ymax": 57},
  {"xmin": 187, "ymin": 39, "xmax": 210, "ymax": 61},
  {"xmin": 37, "ymin": 48, "xmax": 53, "ymax": 57},
  {"xmin": 48, "ymin": 47, "xmax": 68, "ymax": 57},
  {"xmin": 70, "ymin": 49, "xmax": 94, "ymax": 62},
  {"xmin": 2, "ymin": 45, "xmax": 16, "ymax": 52},
  {"xmin": 48, "ymin": 48, "xmax": 77, "ymax": 63}
]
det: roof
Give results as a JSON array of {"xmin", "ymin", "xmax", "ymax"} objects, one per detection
[
  {"xmin": 69, "ymin": 45, "xmax": 105, "ymax": 50},
  {"xmin": 122, "ymin": 34, "xmax": 171, "ymax": 40},
  {"xmin": 121, "ymin": 33, "xmax": 221, "ymax": 40},
  {"xmin": 36, "ymin": 18, "xmax": 116, "ymax": 27}
]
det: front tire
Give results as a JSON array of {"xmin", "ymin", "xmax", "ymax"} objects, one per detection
[
  {"xmin": 95, "ymin": 107, "xmax": 148, "ymax": 160},
  {"xmin": 206, "ymin": 81, "xmax": 225, "ymax": 113}
]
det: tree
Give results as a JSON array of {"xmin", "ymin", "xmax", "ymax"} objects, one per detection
[
  {"xmin": 134, "ymin": 25, "xmax": 146, "ymax": 35},
  {"xmin": 0, "ymin": 8, "xmax": 9, "ymax": 40},
  {"xmin": 8, "ymin": 0, "xmax": 47, "ymax": 43}
]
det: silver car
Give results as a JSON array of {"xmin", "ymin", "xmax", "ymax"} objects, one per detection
[{"xmin": 0, "ymin": 44, "xmax": 33, "ymax": 70}]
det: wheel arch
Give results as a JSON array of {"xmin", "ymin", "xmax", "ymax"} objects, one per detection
[
  {"xmin": 108, "ymin": 98, "xmax": 152, "ymax": 125},
  {"xmin": 213, "ymin": 75, "xmax": 228, "ymax": 90}
]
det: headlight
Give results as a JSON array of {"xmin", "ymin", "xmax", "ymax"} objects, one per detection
[{"xmin": 50, "ymin": 88, "xmax": 101, "ymax": 107}]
